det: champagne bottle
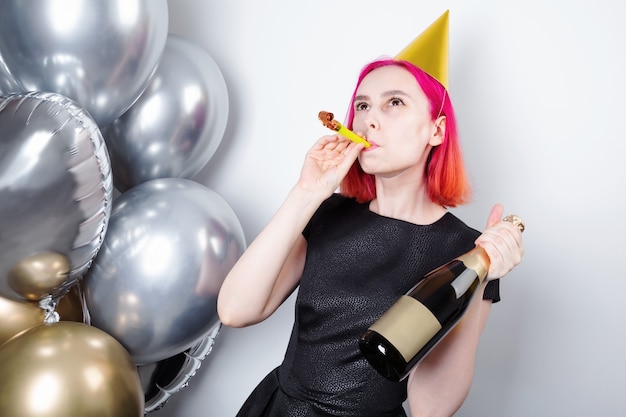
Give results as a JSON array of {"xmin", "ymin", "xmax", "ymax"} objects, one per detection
[{"xmin": 359, "ymin": 215, "xmax": 524, "ymax": 382}]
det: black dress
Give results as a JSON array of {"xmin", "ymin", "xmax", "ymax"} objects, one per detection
[{"xmin": 236, "ymin": 194, "xmax": 499, "ymax": 417}]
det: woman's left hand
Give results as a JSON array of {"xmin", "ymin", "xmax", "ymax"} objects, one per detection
[{"xmin": 475, "ymin": 204, "xmax": 524, "ymax": 280}]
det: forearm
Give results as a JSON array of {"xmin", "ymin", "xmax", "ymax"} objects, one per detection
[
  {"xmin": 407, "ymin": 284, "xmax": 492, "ymax": 417},
  {"xmin": 217, "ymin": 185, "xmax": 326, "ymax": 327}
]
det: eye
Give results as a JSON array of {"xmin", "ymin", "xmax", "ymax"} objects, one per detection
[
  {"xmin": 388, "ymin": 97, "xmax": 404, "ymax": 107},
  {"xmin": 354, "ymin": 101, "xmax": 369, "ymax": 111}
]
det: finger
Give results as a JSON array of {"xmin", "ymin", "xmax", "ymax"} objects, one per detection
[
  {"xmin": 337, "ymin": 142, "xmax": 364, "ymax": 172},
  {"xmin": 346, "ymin": 140, "xmax": 365, "ymax": 157},
  {"xmin": 477, "ymin": 223, "xmax": 518, "ymax": 250},
  {"xmin": 477, "ymin": 226, "xmax": 523, "ymax": 277},
  {"xmin": 485, "ymin": 203, "xmax": 504, "ymax": 228},
  {"xmin": 314, "ymin": 134, "xmax": 341, "ymax": 148}
]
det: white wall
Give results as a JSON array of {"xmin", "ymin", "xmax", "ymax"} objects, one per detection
[{"xmin": 152, "ymin": 1, "xmax": 626, "ymax": 416}]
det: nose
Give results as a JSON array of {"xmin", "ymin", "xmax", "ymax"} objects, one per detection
[{"xmin": 365, "ymin": 113, "xmax": 379, "ymax": 130}]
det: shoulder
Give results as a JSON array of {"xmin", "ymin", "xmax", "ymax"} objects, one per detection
[
  {"xmin": 303, "ymin": 193, "xmax": 364, "ymax": 239},
  {"xmin": 439, "ymin": 213, "xmax": 501, "ymax": 301},
  {"xmin": 429, "ymin": 212, "xmax": 481, "ymax": 255},
  {"xmin": 439, "ymin": 212, "xmax": 481, "ymax": 240},
  {"xmin": 314, "ymin": 193, "xmax": 363, "ymax": 220},
  {"xmin": 322, "ymin": 192, "xmax": 360, "ymax": 209}
]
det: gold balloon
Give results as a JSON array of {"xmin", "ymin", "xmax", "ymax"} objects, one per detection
[
  {"xmin": 0, "ymin": 295, "xmax": 44, "ymax": 346},
  {"xmin": 0, "ymin": 322, "xmax": 144, "ymax": 417},
  {"xmin": 7, "ymin": 251, "xmax": 71, "ymax": 301},
  {"xmin": 0, "ymin": 286, "xmax": 85, "ymax": 346}
]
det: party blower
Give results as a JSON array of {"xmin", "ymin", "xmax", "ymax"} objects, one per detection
[{"xmin": 318, "ymin": 111, "xmax": 371, "ymax": 148}]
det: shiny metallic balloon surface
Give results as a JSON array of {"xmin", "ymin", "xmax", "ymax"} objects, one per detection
[
  {"xmin": 0, "ymin": 0, "xmax": 169, "ymax": 126},
  {"xmin": 0, "ymin": 285, "xmax": 84, "ymax": 346},
  {"xmin": 0, "ymin": 296, "xmax": 48, "ymax": 346},
  {"xmin": 83, "ymin": 178, "xmax": 245, "ymax": 365},
  {"xmin": 103, "ymin": 34, "xmax": 229, "ymax": 192},
  {"xmin": 0, "ymin": 52, "xmax": 20, "ymax": 96},
  {"xmin": 140, "ymin": 322, "xmax": 221, "ymax": 413},
  {"xmin": 0, "ymin": 321, "xmax": 144, "ymax": 417},
  {"xmin": 0, "ymin": 92, "xmax": 113, "ymax": 301},
  {"xmin": 7, "ymin": 251, "xmax": 71, "ymax": 301}
]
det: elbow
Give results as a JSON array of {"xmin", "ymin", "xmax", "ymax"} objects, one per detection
[
  {"xmin": 217, "ymin": 297, "xmax": 258, "ymax": 328},
  {"xmin": 217, "ymin": 300, "xmax": 242, "ymax": 328},
  {"xmin": 218, "ymin": 309, "xmax": 247, "ymax": 328}
]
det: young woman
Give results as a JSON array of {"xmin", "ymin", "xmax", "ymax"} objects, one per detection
[{"xmin": 218, "ymin": 58, "xmax": 524, "ymax": 417}]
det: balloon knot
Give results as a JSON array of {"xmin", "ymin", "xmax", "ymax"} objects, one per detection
[{"xmin": 39, "ymin": 295, "xmax": 60, "ymax": 324}]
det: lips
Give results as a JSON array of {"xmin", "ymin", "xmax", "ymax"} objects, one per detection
[{"xmin": 364, "ymin": 139, "xmax": 379, "ymax": 150}]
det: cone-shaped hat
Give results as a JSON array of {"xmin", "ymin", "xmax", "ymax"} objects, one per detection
[{"xmin": 395, "ymin": 10, "xmax": 449, "ymax": 90}]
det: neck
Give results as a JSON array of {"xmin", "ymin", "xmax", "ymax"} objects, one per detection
[{"xmin": 370, "ymin": 177, "xmax": 446, "ymax": 225}]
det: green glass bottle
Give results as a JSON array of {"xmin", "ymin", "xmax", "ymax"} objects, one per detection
[{"xmin": 359, "ymin": 215, "xmax": 524, "ymax": 382}]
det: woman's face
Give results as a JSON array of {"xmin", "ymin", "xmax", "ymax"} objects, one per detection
[{"xmin": 352, "ymin": 65, "xmax": 443, "ymax": 179}]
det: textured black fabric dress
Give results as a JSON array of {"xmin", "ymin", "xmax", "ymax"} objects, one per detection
[{"xmin": 236, "ymin": 194, "xmax": 499, "ymax": 417}]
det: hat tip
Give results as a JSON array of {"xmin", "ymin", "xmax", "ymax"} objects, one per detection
[{"xmin": 395, "ymin": 10, "xmax": 450, "ymax": 90}]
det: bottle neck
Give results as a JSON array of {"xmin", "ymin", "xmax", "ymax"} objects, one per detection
[{"xmin": 455, "ymin": 246, "xmax": 490, "ymax": 282}]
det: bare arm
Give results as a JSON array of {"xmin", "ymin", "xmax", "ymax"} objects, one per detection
[
  {"xmin": 217, "ymin": 135, "xmax": 365, "ymax": 327},
  {"xmin": 407, "ymin": 204, "xmax": 524, "ymax": 416},
  {"xmin": 217, "ymin": 187, "xmax": 317, "ymax": 327},
  {"xmin": 407, "ymin": 284, "xmax": 491, "ymax": 417}
]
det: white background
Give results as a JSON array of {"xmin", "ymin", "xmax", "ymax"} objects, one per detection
[{"xmin": 153, "ymin": 0, "xmax": 626, "ymax": 416}]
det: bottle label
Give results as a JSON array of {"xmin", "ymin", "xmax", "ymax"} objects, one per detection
[{"xmin": 369, "ymin": 295, "xmax": 442, "ymax": 362}]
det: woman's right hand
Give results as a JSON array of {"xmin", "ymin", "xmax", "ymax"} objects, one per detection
[
  {"xmin": 297, "ymin": 134, "xmax": 365, "ymax": 197},
  {"xmin": 218, "ymin": 134, "xmax": 364, "ymax": 328}
]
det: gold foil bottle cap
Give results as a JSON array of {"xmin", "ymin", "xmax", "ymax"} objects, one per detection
[{"xmin": 503, "ymin": 214, "xmax": 525, "ymax": 233}]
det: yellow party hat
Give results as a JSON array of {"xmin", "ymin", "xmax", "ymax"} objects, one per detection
[{"xmin": 395, "ymin": 10, "xmax": 449, "ymax": 90}]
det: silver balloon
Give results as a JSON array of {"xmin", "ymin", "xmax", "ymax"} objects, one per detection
[
  {"xmin": 0, "ymin": 92, "xmax": 113, "ymax": 302},
  {"xmin": 82, "ymin": 178, "xmax": 245, "ymax": 365},
  {"xmin": 103, "ymin": 34, "xmax": 229, "ymax": 192},
  {"xmin": 0, "ymin": 51, "xmax": 20, "ymax": 96},
  {"xmin": 0, "ymin": 0, "xmax": 169, "ymax": 126},
  {"xmin": 140, "ymin": 322, "xmax": 221, "ymax": 414}
]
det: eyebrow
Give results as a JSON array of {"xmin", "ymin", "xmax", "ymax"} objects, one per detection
[{"xmin": 354, "ymin": 90, "xmax": 409, "ymax": 102}]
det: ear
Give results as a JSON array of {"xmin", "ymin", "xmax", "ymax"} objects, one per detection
[{"xmin": 429, "ymin": 115, "xmax": 446, "ymax": 146}]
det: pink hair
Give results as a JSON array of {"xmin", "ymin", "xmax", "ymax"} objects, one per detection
[{"xmin": 339, "ymin": 58, "xmax": 471, "ymax": 208}]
